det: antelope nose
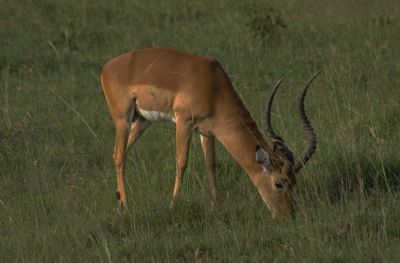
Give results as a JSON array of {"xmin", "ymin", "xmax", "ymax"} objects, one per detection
[{"xmin": 275, "ymin": 181, "xmax": 284, "ymax": 189}]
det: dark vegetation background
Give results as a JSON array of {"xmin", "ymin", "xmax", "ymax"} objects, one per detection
[{"xmin": 1, "ymin": 0, "xmax": 399, "ymax": 261}]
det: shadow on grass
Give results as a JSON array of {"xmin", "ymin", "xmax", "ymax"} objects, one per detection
[{"xmin": 323, "ymin": 153, "xmax": 400, "ymax": 202}]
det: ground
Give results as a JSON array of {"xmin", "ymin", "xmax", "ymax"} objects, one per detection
[{"xmin": 0, "ymin": 0, "xmax": 399, "ymax": 261}]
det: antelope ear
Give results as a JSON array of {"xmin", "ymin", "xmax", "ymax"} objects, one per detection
[{"xmin": 255, "ymin": 145, "xmax": 273, "ymax": 172}]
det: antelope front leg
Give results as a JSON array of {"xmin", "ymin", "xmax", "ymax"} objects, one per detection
[
  {"xmin": 200, "ymin": 134, "xmax": 218, "ymax": 206},
  {"xmin": 170, "ymin": 119, "xmax": 193, "ymax": 209}
]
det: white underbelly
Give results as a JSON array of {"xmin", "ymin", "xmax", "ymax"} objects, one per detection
[{"xmin": 137, "ymin": 107, "xmax": 176, "ymax": 123}]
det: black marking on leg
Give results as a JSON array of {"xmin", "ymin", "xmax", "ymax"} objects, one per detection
[{"xmin": 116, "ymin": 191, "xmax": 121, "ymax": 200}]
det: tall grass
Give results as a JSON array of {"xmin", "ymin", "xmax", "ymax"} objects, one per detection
[{"xmin": 1, "ymin": 0, "xmax": 399, "ymax": 261}]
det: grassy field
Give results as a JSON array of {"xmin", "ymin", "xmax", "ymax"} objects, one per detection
[{"xmin": 1, "ymin": 0, "xmax": 400, "ymax": 261}]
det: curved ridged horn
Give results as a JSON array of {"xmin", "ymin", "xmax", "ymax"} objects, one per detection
[
  {"xmin": 264, "ymin": 78, "xmax": 295, "ymax": 164},
  {"xmin": 293, "ymin": 71, "xmax": 320, "ymax": 173}
]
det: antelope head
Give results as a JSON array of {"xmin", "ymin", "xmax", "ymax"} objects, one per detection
[{"xmin": 255, "ymin": 72, "xmax": 320, "ymax": 217}]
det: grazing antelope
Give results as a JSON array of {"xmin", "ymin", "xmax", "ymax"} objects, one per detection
[{"xmin": 100, "ymin": 48, "xmax": 319, "ymax": 217}]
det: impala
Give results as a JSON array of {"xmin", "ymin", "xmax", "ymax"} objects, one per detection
[{"xmin": 100, "ymin": 48, "xmax": 319, "ymax": 217}]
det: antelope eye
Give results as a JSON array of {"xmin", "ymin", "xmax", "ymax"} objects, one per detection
[{"xmin": 275, "ymin": 181, "xmax": 284, "ymax": 190}]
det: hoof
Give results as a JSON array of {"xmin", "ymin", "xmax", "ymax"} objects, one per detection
[
  {"xmin": 210, "ymin": 200, "xmax": 217, "ymax": 209},
  {"xmin": 169, "ymin": 200, "xmax": 177, "ymax": 210}
]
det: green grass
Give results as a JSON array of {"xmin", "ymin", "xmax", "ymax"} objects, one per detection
[{"xmin": 1, "ymin": 0, "xmax": 399, "ymax": 261}]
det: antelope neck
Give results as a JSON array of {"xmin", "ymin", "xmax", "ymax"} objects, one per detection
[{"xmin": 212, "ymin": 109, "xmax": 273, "ymax": 180}]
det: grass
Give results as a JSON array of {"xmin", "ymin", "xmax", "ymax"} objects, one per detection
[{"xmin": 1, "ymin": 0, "xmax": 399, "ymax": 261}]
